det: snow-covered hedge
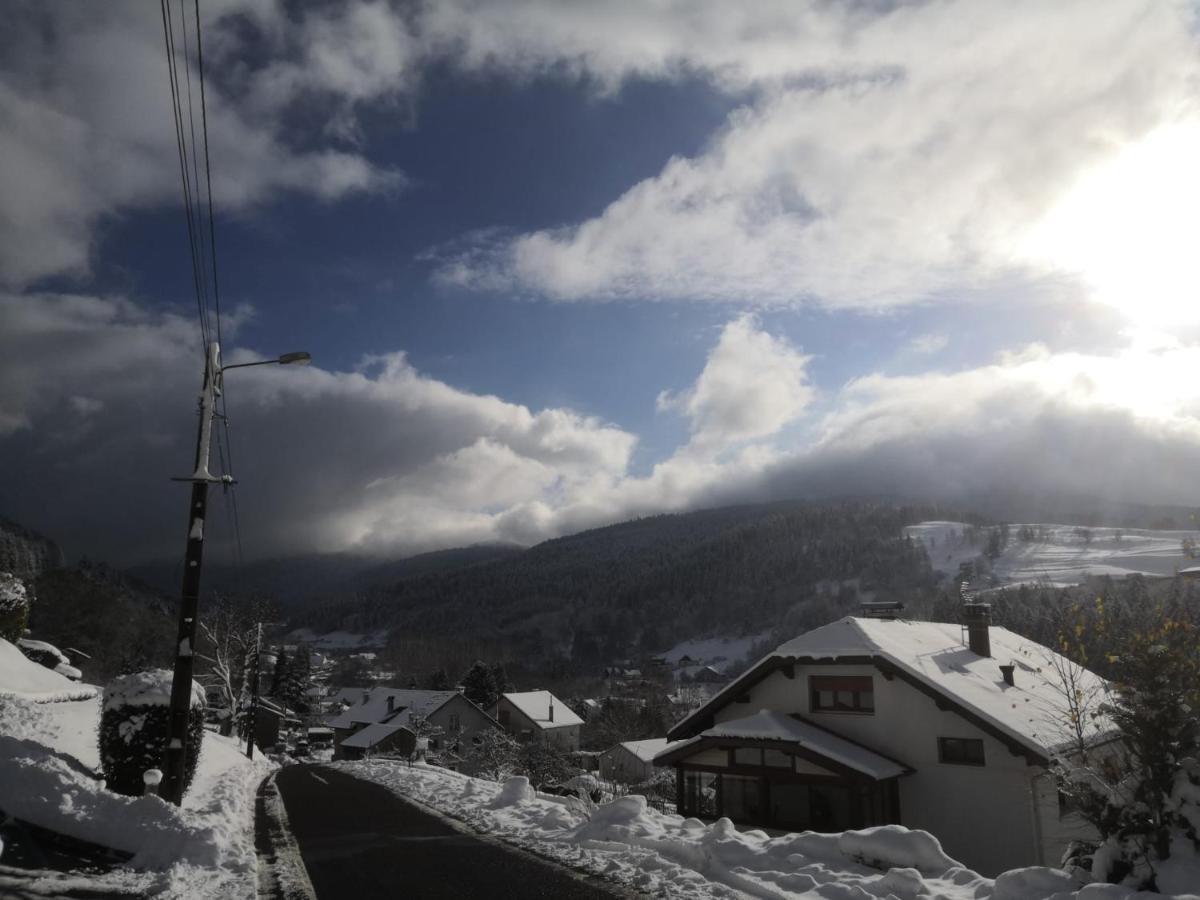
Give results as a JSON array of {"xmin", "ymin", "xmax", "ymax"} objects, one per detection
[
  {"xmin": 0, "ymin": 571, "xmax": 30, "ymax": 643},
  {"xmin": 100, "ymin": 669, "xmax": 206, "ymax": 797}
]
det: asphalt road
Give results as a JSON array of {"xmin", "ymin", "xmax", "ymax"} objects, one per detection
[{"xmin": 273, "ymin": 764, "xmax": 628, "ymax": 899}]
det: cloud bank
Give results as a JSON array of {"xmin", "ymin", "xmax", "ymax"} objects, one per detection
[{"xmin": 4, "ymin": 295, "xmax": 1200, "ymax": 564}]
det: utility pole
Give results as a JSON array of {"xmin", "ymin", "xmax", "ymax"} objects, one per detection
[
  {"xmin": 245, "ymin": 621, "xmax": 262, "ymax": 760},
  {"xmin": 161, "ymin": 341, "xmax": 224, "ymax": 805}
]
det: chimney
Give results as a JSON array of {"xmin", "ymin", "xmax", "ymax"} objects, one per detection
[
  {"xmin": 361, "ymin": 690, "xmax": 370, "ymax": 705},
  {"xmin": 999, "ymin": 664, "xmax": 1015, "ymax": 687},
  {"xmin": 548, "ymin": 695, "xmax": 554, "ymax": 722},
  {"xmin": 861, "ymin": 600, "xmax": 904, "ymax": 620},
  {"xmin": 387, "ymin": 696, "xmax": 395, "ymax": 714},
  {"xmin": 963, "ymin": 602, "xmax": 992, "ymax": 658}
]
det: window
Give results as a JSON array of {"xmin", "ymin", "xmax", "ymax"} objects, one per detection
[
  {"xmin": 810, "ymin": 676, "xmax": 874, "ymax": 713},
  {"xmin": 938, "ymin": 737, "xmax": 985, "ymax": 766},
  {"xmin": 734, "ymin": 747, "xmax": 762, "ymax": 766},
  {"xmin": 448, "ymin": 713, "xmax": 461, "ymax": 732},
  {"xmin": 763, "ymin": 749, "xmax": 792, "ymax": 768}
]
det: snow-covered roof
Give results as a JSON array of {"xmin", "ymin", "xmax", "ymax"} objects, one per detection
[
  {"xmin": 501, "ymin": 691, "xmax": 583, "ymax": 729},
  {"xmin": 326, "ymin": 688, "xmax": 458, "ymax": 730},
  {"xmin": 673, "ymin": 617, "xmax": 1112, "ymax": 759},
  {"xmin": 660, "ymin": 710, "xmax": 908, "ymax": 780},
  {"xmin": 616, "ymin": 738, "xmax": 676, "ymax": 763},
  {"xmin": 340, "ymin": 720, "xmax": 412, "ymax": 750}
]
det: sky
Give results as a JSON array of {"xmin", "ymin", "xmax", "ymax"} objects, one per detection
[{"xmin": 3, "ymin": 0, "xmax": 1200, "ymax": 565}]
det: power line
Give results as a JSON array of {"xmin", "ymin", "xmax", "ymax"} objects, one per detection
[
  {"xmin": 194, "ymin": 0, "xmax": 224, "ymax": 348},
  {"xmin": 178, "ymin": 0, "xmax": 214, "ymax": 332},
  {"xmin": 160, "ymin": 0, "xmax": 211, "ymax": 350}
]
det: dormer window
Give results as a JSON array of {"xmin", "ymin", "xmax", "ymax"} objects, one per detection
[{"xmin": 810, "ymin": 675, "xmax": 874, "ymax": 714}]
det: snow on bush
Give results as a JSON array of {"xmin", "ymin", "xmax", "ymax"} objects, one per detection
[
  {"xmin": 0, "ymin": 571, "xmax": 30, "ymax": 643},
  {"xmin": 100, "ymin": 669, "xmax": 205, "ymax": 797},
  {"xmin": 337, "ymin": 760, "xmax": 1200, "ymax": 900}
]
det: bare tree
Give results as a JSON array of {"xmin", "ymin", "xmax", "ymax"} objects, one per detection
[{"xmin": 196, "ymin": 594, "xmax": 271, "ymax": 736}]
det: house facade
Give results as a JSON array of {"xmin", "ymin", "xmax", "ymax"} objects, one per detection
[
  {"xmin": 599, "ymin": 738, "xmax": 675, "ymax": 784},
  {"xmin": 328, "ymin": 688, "xmax": 497, "ymax": 761},
  {"xmin": 491, "ymin": 691, "xmax": 582, "ymax": 751},
  {"xmin": 656, "ymin": 607, "xmax": 1110, "ymax": 876}
]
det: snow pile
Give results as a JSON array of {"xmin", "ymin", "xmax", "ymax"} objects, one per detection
[
  {"xmin": 341, "ymin": 761, "xmax": 1200, "ymax": 900},
  {"xmin": 0, "ymin": 691, "xmax": 272, "ymax": 898},
  {"xmin": 0, "ymin": 637, "xmax": 96, "ymax": 702}
]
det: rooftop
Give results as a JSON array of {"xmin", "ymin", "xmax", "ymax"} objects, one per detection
[
  {"xmin": 658, "ymin": 710, "xmax": 909, "ymax": 780},
  {"xmin": 673, "ymin": 616, "xmax": 1113, "ymax": 757},
  {"xmin": 501, "ymin": 690, "xmax": 583, "ymax": 729}
]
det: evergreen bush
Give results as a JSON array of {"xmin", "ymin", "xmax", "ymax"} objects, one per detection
[
  {"xmin": 99, "ymin": 669, "xmax": 205, "ymax": 797},
  {"xmin": 0, "ymin": 572, "xmax": 31, "ymax": 643}
]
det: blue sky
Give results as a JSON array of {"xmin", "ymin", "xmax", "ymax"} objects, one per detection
[{"xmin": 3, "ymin": 1, "xmax": 1200, "ymax": 563}]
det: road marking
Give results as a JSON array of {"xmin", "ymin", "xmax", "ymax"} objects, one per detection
[{"xmin": 308, "ymin": 771, "xmax": 328, "ymax": 785}]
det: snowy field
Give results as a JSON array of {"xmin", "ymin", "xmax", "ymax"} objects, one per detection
[
  {"xmin": 339, "ymin": 761, "xmax": 1197, "ymax": 900},
  {"xmin": 905, "ymin": 521, "xmax": 1200, "ymax": 587},
  {"xmin": 284, "ymin": 627, "xmax": 388, "ymax": 650},
  {"xmin": 0, "ymin": 640, "xmax": 273, "ymax": 898},
  {"xmin": 663, "ymin": 633, "xmax": 772, "ymax": 674}
]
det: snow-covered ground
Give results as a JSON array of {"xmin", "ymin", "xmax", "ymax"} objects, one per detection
[
  {"xmin": 285, "ymin": 627, "xmax": 388, "ymax": 650},
  {"xmin": 340, "ymin": 761, "xmax": 1197, "ymax": 900},
  {"xmin": 906, "ymin": 521, "xmax": 1200, "ymax": 588},
  {"xmin": 663, "ymin": 633, "xmax": 772, "ymax": 674},
  {"xmin": 0, "ymin": 639, "xmax": 273, "ymax": 898}
]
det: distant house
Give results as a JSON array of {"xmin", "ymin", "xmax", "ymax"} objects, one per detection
[
  {"xmin": 655, "ymin": 606, "xmax": 1114, "ymax": 876},
  {"xmin": 253, "ymin": 697, "xmax": 300, "ymax": 751},
  {"xmin": 599, "ymin": 738, "xmax": 677, "ymax": 784},
  {"xmin": 691, "ymin": 665, "xmax": 727, "ymax": 685},
  {"xmin": 491, "ymin": 691, "xmax": 582, "ymax": 752},
  {"xmin": 327, "ymin": 688, "xmax": 497, "ymax": 761}
]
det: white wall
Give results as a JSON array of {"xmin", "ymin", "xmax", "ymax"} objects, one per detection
[{"xmin": 715, "ymin": 664, "xmax": 1050, "ymax": 875}]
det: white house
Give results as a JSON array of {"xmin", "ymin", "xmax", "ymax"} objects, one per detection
[
  {"xmin": 491, "ymin": 690, "xmax": 582, "ymax": 751},
  {"xmin": 600, "ymin": 738, "xmax": 677, "ymax": 783},
  {"xmin": 655, "ymin": 605, "xmax": 1112, "ymax": 876},
  {"xmin": 327, "ymin": 688, "xmax": 497, "ymax": 761}
]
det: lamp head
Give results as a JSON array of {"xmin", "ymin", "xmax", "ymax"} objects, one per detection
[{"xmin": 277, "ymin": 351, "xmax": 312, "ymax": 366}]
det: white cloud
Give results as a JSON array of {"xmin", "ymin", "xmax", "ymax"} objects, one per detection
[
  {"xmin": 437, "ymin": 0, "xmax": 1200, "ymax": 310},
  {"xmin": 909, "ymin": 333, "xmax": 949, "ymax": 355},
  {"xmin": 0, "ymin": 2, "xmax": 404, "ymax": 288},
  {"xmin": 657, "ymin": 315, "xmax": 814, "ymax": 454}
]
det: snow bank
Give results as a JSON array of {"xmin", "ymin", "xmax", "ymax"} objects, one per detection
[
  {"xmin": 340, "ymin": 760, "xmax": 1200, "ymax": 900},
  {"xmin": 0, "ymin": 637, "xmax": 96, "ymax": 702},
  {"xmin": 0, "ymin": 692, "xmax": 272, "ymax": 899}
]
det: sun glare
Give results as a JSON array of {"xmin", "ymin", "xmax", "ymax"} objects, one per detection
[{"xmin": 1023, "ymin": 123, "xmax": 1200, "ymax": 327}]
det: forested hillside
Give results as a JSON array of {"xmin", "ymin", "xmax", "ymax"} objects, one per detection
[{"xmin": 294, "ymin": 501, "xmax": 943, "ymax": 672}]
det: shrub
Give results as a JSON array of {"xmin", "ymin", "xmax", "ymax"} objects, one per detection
[
  {"xmin": 0, "ymin": 572, "xmax": 31, "ymax": 643},
  {"xmin": 100, "ymin": 669, "xmax": 206, "ymax": 797}
]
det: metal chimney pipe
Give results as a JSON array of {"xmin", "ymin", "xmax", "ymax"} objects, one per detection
[{"xmin": 964, "ymin": 602, "xmax": 992, "ymax": 658}]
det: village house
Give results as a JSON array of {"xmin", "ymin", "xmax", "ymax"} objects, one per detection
[
  {"xmin": 327, "ymin": 688, "xmax": 497, "ymax": 761},
  {"xmin": 599, "ymin": 738, "xmax": 676, "ymax": 784},
  {"xmin": 491, "ymin": 690, "xmax": 582, "ymax": 751},
  {"xmin": 655, "ymin": 604, "xmax": 1112, "ymax": 876}
]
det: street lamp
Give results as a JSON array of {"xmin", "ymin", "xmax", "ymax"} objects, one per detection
[{"xmin": 160, "ymin": 342, "xmax": 311, "ymax": 805}]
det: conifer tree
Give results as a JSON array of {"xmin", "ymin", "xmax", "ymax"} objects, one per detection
[{"xmin": 461, "ymin": 659, "xmax": 499, "ymax": 710}]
